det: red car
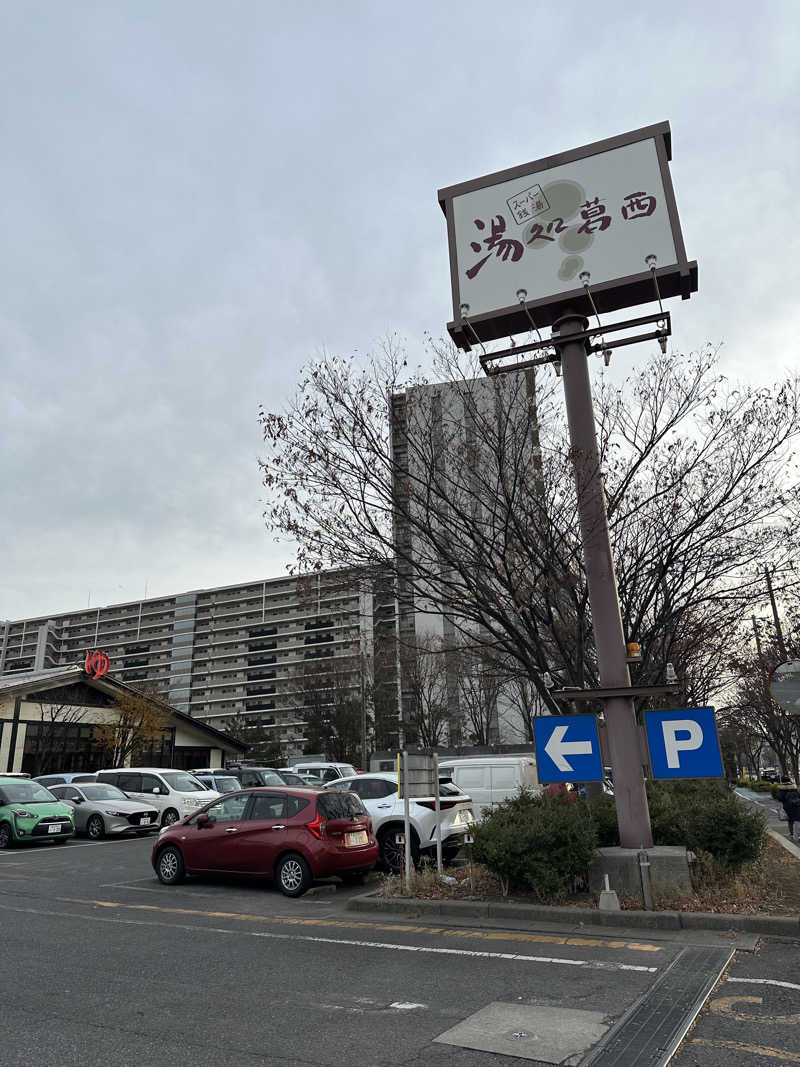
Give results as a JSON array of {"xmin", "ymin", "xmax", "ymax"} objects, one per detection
[{"xmin": 151, "ymin": 787, "xmax": 378, "ymax": 897}]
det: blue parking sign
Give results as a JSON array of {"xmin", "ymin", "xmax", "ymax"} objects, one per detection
[{"xmin": 645, "ymin": 708, "xmax": 724, "ymax": 779}]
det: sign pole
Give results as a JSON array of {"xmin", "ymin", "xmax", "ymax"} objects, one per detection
[
  {"xmin": 402, "ymin": 749, "xmax": 412, "ymax": 892},
  {"xmin": 433, "ymin": 752, "xmax": 443, "ymax": 874},
  {"xmin": 555, "ymin": 310, "xmax": 653, "ymax": 848}
]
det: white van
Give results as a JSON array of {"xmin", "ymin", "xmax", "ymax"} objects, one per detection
[
  {"xmin": 437, "ymin": 756, "xmax": 540, "ymax": 821},
  {"xmin": 95, "ymin": 767, "xmax": 220, "ymax": 827}
]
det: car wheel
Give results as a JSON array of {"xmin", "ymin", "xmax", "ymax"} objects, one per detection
[
  {"xmin": 276, "ymin": 853, "xmax": 312, "ymax": 897},
  {"xmin": 155, "ymin": 845, "xmax": 185, "ymax": 885},
  {"xmin": 0, "ymin": 822, "xmax": 13, "ymax": 849},
  {"xmin": 86, "ymin": 814, "xmax": 105, "ymax": 840},
  {"xmin": 161, "ymin": 808, "xmax": 180, "ymax": 827},
  {"xmin": 378, "ymin": 827, "xmax": 419, "ymax": 873}
]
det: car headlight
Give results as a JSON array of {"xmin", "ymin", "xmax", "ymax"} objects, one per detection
[
  {"xmin": 103, "ymin": 810, "xmax": 127, "ymax": 817},
  {"xmin": 12, "ymin": 808, "xmax": 35, "ymax": 819}
]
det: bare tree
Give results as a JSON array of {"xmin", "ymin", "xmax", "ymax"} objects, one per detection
[
  {"xmin": 26, "ymin": 701, "xmax": 88, "ymax": 776},
  {"xmin": 95, "ymin": 684, "xmax": 171, "ymax": 768},
  {"xmin": 259, "ymin": 341, "xmax": 800, "ymax": 721},
  {"xmin": 405, "ymin": 632, "xmax": 451, "ymax": 747}
]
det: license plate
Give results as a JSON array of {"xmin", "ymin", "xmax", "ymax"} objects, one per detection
[
  {"xmin": 47, "ymin": 824, "xmax": 61, "ymax": 834},
  {"xmin": 345, "ymin": 830, "xmax": 368, "ymax": 847},
  {"xmin": 141, "ymin": 817, "xmax": 150, "ymax": 825}
]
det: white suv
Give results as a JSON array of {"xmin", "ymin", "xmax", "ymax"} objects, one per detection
[
  {"xmin": 324, "ymin": 772, "xmax": 474, "ymax": 872},
  {"xmin": 95, "ymin": 768, "xmax": 220, "ymax": 826}
]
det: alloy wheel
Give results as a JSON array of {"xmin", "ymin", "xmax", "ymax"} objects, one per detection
[
  {"xmin": 280, "ymin": 858, "xmax": 303, "ymax": 892},
  {"xmin": 159, "ymin": 850, "xmax": 179, "ymax": 881}
]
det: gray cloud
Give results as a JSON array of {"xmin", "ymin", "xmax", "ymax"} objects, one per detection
[{"xmin": 2, "ymin": 0, "xmax": 798, "ymax": 619}]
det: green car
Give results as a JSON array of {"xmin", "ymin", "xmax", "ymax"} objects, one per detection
[{"xmin": 0, "ymin": 776, "xmax": 75, "ymax": 848}]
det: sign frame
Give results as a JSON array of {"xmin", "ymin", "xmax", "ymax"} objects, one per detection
[{"xmin": 438, "ymin": 121, "xmax": 697, "ymax": 350}]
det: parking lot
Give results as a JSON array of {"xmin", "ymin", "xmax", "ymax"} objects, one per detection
[{"xmin": 3, "ymin": 834, "xmax": 800, "ymax": 1066}]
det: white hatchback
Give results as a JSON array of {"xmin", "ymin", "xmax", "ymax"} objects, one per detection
[
  {"xmin": 324, "ymin": 772, "xmax": 474, "ymax": 872},
  {"xmin": 95, "ymin": 768, "xmax": 220, "ymax": 827}
]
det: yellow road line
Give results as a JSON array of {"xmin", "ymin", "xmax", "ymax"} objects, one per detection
[
  {"xmin": 692, "ymin": 1037, "xmax": 800, "ymax": 1062},
  {"xmin": 55, "ymin": 896, "xmax": 662, "ymax": 953}
]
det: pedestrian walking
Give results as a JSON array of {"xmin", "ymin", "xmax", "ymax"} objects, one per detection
[{"xmin": 776, "ymin": 781, "xmax": 800, "ymax": 840}]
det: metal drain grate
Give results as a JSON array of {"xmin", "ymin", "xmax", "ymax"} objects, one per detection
[{"xmin": 581, "ymin": 945, "xmax": 733, "ymax": 1066}]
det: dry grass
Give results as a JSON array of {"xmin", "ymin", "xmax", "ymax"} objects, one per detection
[{"xmin": 376, "ymin": 837, "xmax": 800, "ymax": 915}]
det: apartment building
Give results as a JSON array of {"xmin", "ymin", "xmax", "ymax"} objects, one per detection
[
  {"xmin": 0, "ymin": 569, "xmax": 394, "ymax": 756},
  {"xmin": 390, "ymin": 369, "xmax": 545, "ymax": 744}
]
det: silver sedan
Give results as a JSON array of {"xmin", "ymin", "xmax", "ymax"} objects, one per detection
[{"xmin": 49, "ymin": 783, "xmax": 159, "ymax": 839}]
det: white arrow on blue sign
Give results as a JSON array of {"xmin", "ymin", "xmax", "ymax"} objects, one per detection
[
  {"xmin": 533, "ymin": 714, "xmax": 604, "ymax": 783},
  {"xmin": 644, "ymin": 708, "xmax": 724, "ymax": 779}
]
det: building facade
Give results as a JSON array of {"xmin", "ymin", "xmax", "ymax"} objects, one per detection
[
  {"xmin": 390, "ymin": 370, "xmax": 546, "ymax": 745},
  {"xmin": 1, "ymin": 569, "xmax": 394, "ymax": 758}
]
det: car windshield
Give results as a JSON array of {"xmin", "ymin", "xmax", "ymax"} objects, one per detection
[
  {"xmin": 160, "ymin": 772, "xmax": 206, "ymax": 792},
  {"xmin": 317, "ymin": 792, "xmax": 366, "ymax": 819},
  {"xmin": 214, "ymin": 777, "xmax": 240, "ymax": 793},
  {"xmin": 0, "ymin": 781, "xmax": 57, "ymax": 804},
  {"xmin": 80, "ymin": 784, "xmax": 128, "ymax": 802},
  {"xmin": 338, "ymin": 765, "xmax": 357, "ymax": 777}
]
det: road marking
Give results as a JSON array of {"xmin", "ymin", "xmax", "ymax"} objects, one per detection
[
  {"xmin": 389, "ymin": 1002, "xmax": 426, "ymax": 1010},
  {"xmin": 729, "ymin": 976, "xmax": 800, "ymax": 993},
  {"xmin": 0, "ymin": 900, "xmax": 657, "ymax": 972},
  {"xmin": 711, "ymin": 993, "xmax": 800, "ymax": 1026},
  {"xmin": 55, "ymin": 896, "xmax": 663, "ymax": 954},
  {"xmin": 692, "ymin": 1037, "xmax": 800, "ymax": 1062}
]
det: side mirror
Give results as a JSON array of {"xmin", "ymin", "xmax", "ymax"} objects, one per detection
[
  {"xmin": 196, "ymin": 813, "xmax": 212, "ymax": 828},
  {"xmin": 73, "ymin": 797, "xmax": 84, "ymax": 804},
  {"xmin": 151, "ymin": 787, "xmax": 161, "ymax": 795}
]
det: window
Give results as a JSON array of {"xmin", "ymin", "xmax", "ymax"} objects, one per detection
[
  {"xmin": 247, "ymin": 793, "xmax": 289, "ymax": 820},
  {"xmin": 204, "ymin": 793, "xmax": 250, "ymax": 822},
  {"xmin": 117, "ymin": 773, "xmax": 142, "ymax": 793},
  {"xmin": 317, "ymin": 793, "xmax": 367, "ymax": 819},
  {"xmin": 359, "ymin": 778, "xmax": 396, "ymax": 800},
  {"xmin": 138, "ymin": 774, "xmax": 164, "ymax": 795}
]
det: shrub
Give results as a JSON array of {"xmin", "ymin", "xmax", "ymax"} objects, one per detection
[
  {"xmin": 471, "ymin": 791, "xmax": 597, "ymax": 901},
  {"xmin": 594, "ymin": 780, "xmax": 766, "ymax": 869}
]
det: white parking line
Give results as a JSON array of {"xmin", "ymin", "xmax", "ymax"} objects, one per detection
[
  {"xmin": 0, "ymin": 899, "xmax": 658, "ymax": 973},
  {"xmin": 728, "ymin": 977, "xmax": 800, "ymax": 992}
]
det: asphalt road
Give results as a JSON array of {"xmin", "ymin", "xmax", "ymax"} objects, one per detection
[{"xmin": 1, "ymin": 833, "xmax": 798, "ymax": 1066}]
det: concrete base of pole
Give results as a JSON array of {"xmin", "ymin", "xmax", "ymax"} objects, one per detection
[{"xmin": 589, "ymin": 847, "xmax": 695, "ymax": 904}]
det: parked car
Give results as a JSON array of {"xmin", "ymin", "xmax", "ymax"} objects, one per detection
[
  {"xmin": 324, "ymin": 772, "xmax": 474, "ymax": 871},
  {"xmin": 152, "ymin": 786, "xmax": 378, "ymax": 897},
  {"xmin": 277, "ymin": 768, "xmax": 317, "ymax": 787},
  {"xmin": 48, "ymin": 782, "xmax": 160, "ymax": 839},
  {"xmin": 215, "ymin": 765, "xmax": 291, "ymax": 788},
  {"xmin": 437, "ymin": 756, "xmax": 540, "ymax": 821},
  {"xmin": 95, "ymin": 768, "xmax": 219, "ymax": 826},
  {"xmin": 190, "ymin": 770, "xmax": 245, "ymax": 794},
  {"xmin": 290, "ymin": 761, "xmax": 358, "ymax": 784},
  {"xmin": 35, "ymin": 772, "xmax": 97, "ymax": 787},
  {"xmin": 0, "ymin": 775, "xmax": 74, "ymax": 848}
]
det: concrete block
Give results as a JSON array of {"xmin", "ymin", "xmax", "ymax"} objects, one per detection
[
  {"xmin": 598, "ymin": 888, "xmax": 621, "ymax": 911},
  {"xmin": 589, "ymin": 846, "xmax": 694, "ymax": 902}
]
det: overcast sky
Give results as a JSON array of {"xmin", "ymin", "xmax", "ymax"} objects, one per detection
[{"xmin": 2, "ymin": 1, "xmax": 798, "ymax": 622}]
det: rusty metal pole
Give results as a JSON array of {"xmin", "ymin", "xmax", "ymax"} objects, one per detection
[{"xmin": 554, "ymin": 311, "xmax": 653, "ymax": 848}]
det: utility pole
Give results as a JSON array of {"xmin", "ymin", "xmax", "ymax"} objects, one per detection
[
  {"xmin": 765, "ymin": 566, "xmax": 788, "ymax": 662},
  {"xmin": 555, "ymin": 311, "xmax": 652, "ymax": 848}
]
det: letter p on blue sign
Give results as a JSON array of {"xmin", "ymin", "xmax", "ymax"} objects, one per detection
[{"xmin": 644, "ymin": 708, "xmax": 724, "ymax": 779}]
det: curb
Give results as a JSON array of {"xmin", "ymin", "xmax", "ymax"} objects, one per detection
[
  {"xmin": 346, "ymin": 892, "xmax": 800, "ymax": 937},
  {"xmin": 767, "ymin": 828, "xmax": 800, "ymax": 860}
]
